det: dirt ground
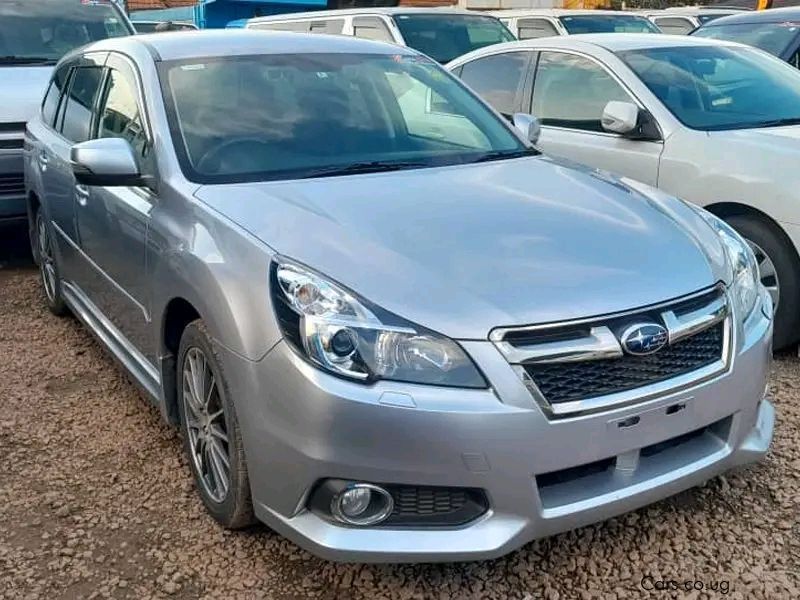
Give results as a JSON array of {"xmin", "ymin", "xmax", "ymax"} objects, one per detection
[{"xmin": 1, "ymin": 230, "xmax": 798, "ymax": 600}]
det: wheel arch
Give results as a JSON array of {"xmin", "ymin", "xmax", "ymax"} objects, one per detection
[
  {"xmin": 703, "ymin": 201, "xmax": 800, "ymax": 265},
  {"xmin": 160, "ymin": 296, "xmax": 202, "ymax": 425}
]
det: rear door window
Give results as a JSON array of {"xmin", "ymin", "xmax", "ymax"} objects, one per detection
[
  {"xmin": 653, "ymin": 17, "xmax": 695, "ymax": 35},
  {"xmin": 42, "ymin": 65, "xmax": 72, "ymax": 126},
  {"xmin": 353, "ymin": 17, "xmax": 394, "ymax": 42},
  {"xmin": 517, "ymin": 18, "xmax": 559, "ymax": 40},
  {"xmin": 60, "ymin": 66, "xmax": 105, "ymax": 143},
  {"xmin": 309, "ymin": 19, "xmax": 345, "ymax": 35},
  {"xmin": 251, "ymin": 20, "xmax": 310, "ymax": 33},
  {"xmin": 459, "ymin": 52, "xmax": 532, "ymax": 119}
]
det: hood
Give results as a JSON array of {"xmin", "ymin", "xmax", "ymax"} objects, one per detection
[
  {"xmin": 710, "ymin": 123, "xmax": 800, "ymax": 154},
  {"xmin": 0, "ymin": 66, "xmax": 54, "ymax": 123},
  {"xmin": 195, "ymin": 157, "xmax": 728, "ymax": 339}
]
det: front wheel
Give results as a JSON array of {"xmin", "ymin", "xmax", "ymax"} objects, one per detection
[
  {"xmin": 725, "ymin": 214, "xmax": 800, "ymax": 350},
  {"xmin": 177, "ymin": 320, "xmax": 256, "ymax": 529}
]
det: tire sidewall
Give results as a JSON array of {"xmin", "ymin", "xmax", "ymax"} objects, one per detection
[
  {"xmin": 34, "ymin": 208, "xmax": 68, "ymax": 316},
  {"xmin": 176, "ymin": 321, "xmax": 253, "ymax": 527}
]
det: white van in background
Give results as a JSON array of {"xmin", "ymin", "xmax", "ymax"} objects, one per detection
[
  {"xmin": 245, "ymin": 8, "xmax": 515, "ymax": 64},
  {"xmin": 0, "ymin": 0, "xmax": 134, "ymax": 226}
]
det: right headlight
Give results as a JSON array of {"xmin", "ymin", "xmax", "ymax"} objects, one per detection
[
  {"xmin": 690, "ymin": 206, "xmax": 759, "ymax": 321},
  {"xmin": 270, "ymin": 260, "xmax": 487, "ymax": 389}
]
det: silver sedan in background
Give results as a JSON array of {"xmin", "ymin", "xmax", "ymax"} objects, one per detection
[
  {"xmin": 24, "ymin": 31, "xmax": 774, "ymax": 562},
  {"xmin": 450, "ymin": 34, "xmax": 800, "ymax": 350}
]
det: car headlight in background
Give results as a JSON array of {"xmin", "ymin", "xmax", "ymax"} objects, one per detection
[
  {"xmin": 691, "ymin": 207, "xmax": 760, "ymax": 321},
  {"xmin": 271, "ymin": 261, "xmax": 487, "ymax": 388}
]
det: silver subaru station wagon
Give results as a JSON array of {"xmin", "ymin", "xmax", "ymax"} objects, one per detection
[{"xmin": 25, "ymin": 31, "xmax": 774, "ymax": 562}]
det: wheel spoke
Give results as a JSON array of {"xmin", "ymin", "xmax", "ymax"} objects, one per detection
[
  {"xmin": 182, "ymin": 372, "xmax": 204, "ymax": 420},
  {"xmin": 207, "ymin": 408, "xmax": 224, "ymax": 423},
  {"xmin": 207, "ymin": 443, "xmax": 229, "ymax": 497},
  {"xmin": 209, "ymin": 423, "xmax": 228, "ymax": 444},
  {"xmin": 209, "ymin": 438, "xmax": 230, "ymax": 471},
  {"xmin": 204, "ymin": 375, "xmax": 216, "ymax": 409},
  {"xmin": 758, "ymin": 257, "xmax": 776, "ymax": 281}
]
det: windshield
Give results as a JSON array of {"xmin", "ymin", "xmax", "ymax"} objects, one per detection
[
  {"xmin": 392, "ymin": 15, "xmax": 515, "ymax": 64},
  {"xmin": 691, "ymin": 21, "xmax": 800, "ymax": 57},
  {"xmin": 0, "ymin": 0, "xmax": 132, "ymax": 64},
  {"xmin": 559, "ymin": 15, "xmax": 660, "ymax": 34},
  {"xmin": 160, "ymin": 53, "xmax": 530, "ymax": 184},
  {"xmin": 621, "ymin": 45, "xmax": 800, "ymax": 130}
]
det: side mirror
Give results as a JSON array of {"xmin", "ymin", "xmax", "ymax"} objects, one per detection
[
  {"xmin": 601, "ymin": 101, "xmax": 639, "ymax": 135},
  {"xmin": 512, "ymin": 113, "xmax": 541, "ymax": 146},
  {"xmin": 70, "ymin": 138, "xmax": 144, "ymax": 187}
]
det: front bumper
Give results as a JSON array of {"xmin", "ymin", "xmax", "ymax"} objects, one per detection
[{"xmin": 220, "ymin": 296, "xmax": 774, "ymax": 563}]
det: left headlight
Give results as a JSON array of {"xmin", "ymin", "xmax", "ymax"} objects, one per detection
[
  {"xmin": 691, "ymin": 206, "xmax": 759, "ymax": 321},
  {"xmin": 270, "ymin": 261, "xmax": 487, "ymax": 389}
]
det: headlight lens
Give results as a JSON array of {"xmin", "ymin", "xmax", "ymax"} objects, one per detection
[
  {"xmin": 271, "ymin": 262, "xmax": 487, "ymax": 388},
  {"xmin": 691, "ymin": 207, "xmax": 759, "ymax": 321}
]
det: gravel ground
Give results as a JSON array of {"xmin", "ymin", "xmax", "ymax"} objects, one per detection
[{"xmin": 1, "ymin": 231, "xmax": 799, "ymax": 600}]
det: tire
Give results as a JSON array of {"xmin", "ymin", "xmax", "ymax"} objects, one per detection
[
  {"xmin": 725, "ymin": 214, "xmax": 800, "ymax": 350},
  {"xmin": 177, "ymin": 320, "xmax": 256, "ymax": 529},
  {"xmin": 34, "ymin": 207, "xmax": 69, "ymax": 317}
]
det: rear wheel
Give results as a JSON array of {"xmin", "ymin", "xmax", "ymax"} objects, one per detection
[
  {"xmin": 177, "ymin": 320, "xmax": 256, "ymax": 529},
  {"xmin": 34, "ymin": 208, "xmax": 68, "ymax": 317},
  {"xmin": 725, "ymin": 214, "xmax": 800, "ymax": 350}
]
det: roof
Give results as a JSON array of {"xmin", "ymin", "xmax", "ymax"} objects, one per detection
[
  {"xmin": 697, "ymin": 6, "xmax": 800, "ymax": 25},
  {"xmin": 246, "ymin": 7, "xmax": 499, "ymax": 22},
  {"xmin": 641, "ymin": 7, "xmax": 743, "ymax": 17},
  {"xmin": 448, "ymin": 32, "xmax": 743, "ymax": 64},
  {"xmin": 489, "ymin": 9, "xmax": 651, "ymax": 18},
  {"xmin": 128, "ymin": 0, "xmax": 196, "ymax": 9},
  {"xmin": 80, "ymin": 28, "xmax": 417, "ymax": 61}
]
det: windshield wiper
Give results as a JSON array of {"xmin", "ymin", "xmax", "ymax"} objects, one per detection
[
  {"xmin": 298, "ymin": 160, "xmax": 431, "ymax": 179},
  {"xmin": 0, "ymin": 55, "xmax": 57, "ymax": 65},
  {"xmin": 470, "ymin": 148, "xmax": 540, "ymax": 164}
]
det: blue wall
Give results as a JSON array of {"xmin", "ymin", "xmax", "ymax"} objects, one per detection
[{"xmin": 132, "ymin": 0, "xmax": 329, "ymax": 29}]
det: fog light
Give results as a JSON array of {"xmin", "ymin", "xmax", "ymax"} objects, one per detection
[{"xmin": 330, "ymin": 483, "xmax": 393, "ymax": 526}]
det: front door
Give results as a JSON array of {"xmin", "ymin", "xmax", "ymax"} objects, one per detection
[
  {"xmin": 74, "ymin": 54, "xmax": 158, "ymax": 363},
  {"xmin": 530, "ymin": 51, "xmax": 663, "ymax": 186}
]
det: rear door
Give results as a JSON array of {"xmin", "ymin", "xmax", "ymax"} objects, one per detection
[
  {"xmin": 40, "ymin": 55, "xmax": 107, "ymax": 282},
  {"xmin": 529, "ymin": 50, "xmax": 663, "ymax": 185}
]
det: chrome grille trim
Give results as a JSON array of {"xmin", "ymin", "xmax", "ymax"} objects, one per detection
[{"xmin": 492, "ymin": 285, "xmax": 732, "ymax": 418}]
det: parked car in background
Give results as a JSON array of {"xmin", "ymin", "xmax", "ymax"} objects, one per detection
[
  {"xmin": 0, "ymin": 0, "xmax": 133, "ymax": 227},
  {"xmin": 132, "ymin": 20, "xmax": 198, "ymax": 33},
  {"xmin": 493, "ymin": 9, "xmax": 660, "ymax": 40},
  {"xmin": 692, "ymin": 7, "xmax": 800, "ymax": 67},
  {"xmin": 25, "ymin": 30, "xmax": 774, "ymax": 562},
  {"xmin": 245, "ymin": 8, "xmax": 515, "ymax": 64},
  {"xmin": 643, "ymin": 7, "xmax": 747, "ymax": 35},
  {"xmin": 450, "ymin": 34, "xmax": 800, "ymax": 349}
]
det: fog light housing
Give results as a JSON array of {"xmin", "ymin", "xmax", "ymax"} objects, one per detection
[{"xmin": 330, "ymin": 483, "xmax": 394, "ymax": 526}]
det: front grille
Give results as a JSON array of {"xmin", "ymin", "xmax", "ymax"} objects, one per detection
[
  {"xmin": 0, "ymin": 122, "xmax": 25, "ymax": 133},
  {"xmin": 0, "ymin": 139, "xmax": 23, "ymax": 150},
  {"xmin": 383, "ymin": 485, "xmax": 488, "ymax": 527},
  {"xmin": 524, "ymin": 321, "xmax": 724, "ymax": 405},
  {"xmin": 0, "ymin": 173, "xmax": 24, "ymax": 197}
]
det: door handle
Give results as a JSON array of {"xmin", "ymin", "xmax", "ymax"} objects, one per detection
[
  {"xmin": 75, "ymin": 184, "xmax": 90, "ymax": 206},
  {"xmin": 38, "ymin": 152, "xmax": 49, "ymax": 171}
]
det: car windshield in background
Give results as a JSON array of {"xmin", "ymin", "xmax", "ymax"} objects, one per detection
[
  {"xmin": 559, "ymin": 15, "xmax": 660, "ymax": 34},
  {"xmin": 621, "ymin": 45, "xmax": 800, "ymax": 130},
  {"xmin": 0, "ymin": 0, "xmax": 131, "ymax": 64},
  {"xmin": 160, "ymin": 53, "xmax": 530, "ymax": 184},
  {"xmin": 691, "ymin": 21, "xmax": 800, "ymax": 57},
  {"xmin": 393, "ymin": 15, "xmax": 515, "ymax": 64}
]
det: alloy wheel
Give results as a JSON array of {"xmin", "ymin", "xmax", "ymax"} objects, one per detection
[
  {"xmin": 182, "ymin": 347, "xmax": 231, "ymax": 503},
  {"xmin": 37, "ymin": 212, "xmax": 57, "ymax": 303},
  {"xmin": 746, "ymin": 239, "xmax": 780, "ymax": 313}
]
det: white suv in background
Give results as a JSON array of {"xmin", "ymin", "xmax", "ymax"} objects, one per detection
[{"xmin": 244, "ymin": 8, "xmax": 515, "ymax": 64}]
